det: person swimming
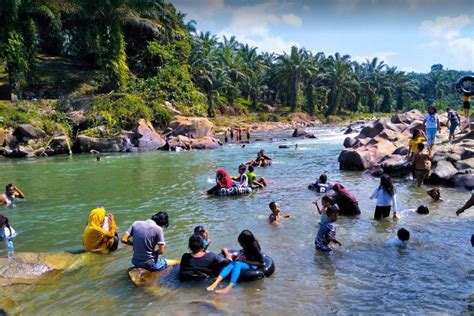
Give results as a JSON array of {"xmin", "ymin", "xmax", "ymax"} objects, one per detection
[
  {"xmin": 0, "ymin": 184, "xmax": 25, "ymax": 207},
  {"xmin": 387, "ymin": 228, "xmax": 410, "ymax": 248},
  {"xmin": 268, "ymin": 202, "xmax": 291, "ymax": 224},
  {"xmin": 426, "ymin": 188, "xmax": 443, "ymax": 202}
]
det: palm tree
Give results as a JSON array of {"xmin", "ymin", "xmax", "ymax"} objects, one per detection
[
  {"xmin": 218, "ymin": 37, "xmax": 245, "ymax": 105},
  {"xmin": 275, "ymin": 46, "xmax": 309, "ymax": 112},
  {"xmin": 321, "ymin": 53, "xmax": 355, "ymax": 116},
  {"xmin": 361, "ymin": 57, "xmax": 386, "ymax": 112}
]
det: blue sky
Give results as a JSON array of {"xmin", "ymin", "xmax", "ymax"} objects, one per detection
[{"xmin": 171, "ymin": 0, "xmax": 474, "ymax": 73}]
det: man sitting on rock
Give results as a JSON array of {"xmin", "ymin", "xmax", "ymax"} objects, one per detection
[
  {"xmin": 0, "ymin": 184, "xmax": 25, "ymax": 207},
  {"xmin": 121, "ymin": 212, "xmax": 170, "ymax": 271}
]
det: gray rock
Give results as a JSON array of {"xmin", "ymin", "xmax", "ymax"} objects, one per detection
[
  {"xmin": 343, "ymin": 136, "xmax": 358, "ymax": 148},
  {"xmin": 431, "ymin": 160, "xmax": 458, "ymax": 181},
  {"xmin": 455, "ymin": 158, "xmax": 474, "ymax": 171},
  {"xmin": 76, "ymin": 135, "xmax": 124, "ymax": 153},
  {"xmin": 15, "ymin": 124, "xmax": 46, "ymax": 139},
  {"xmin": 393, "ymin": 146, "xmax": 409, "ymax": 156},
  {"xmin": 132, "ymin": 119, "xmax": 166, "ymax": 151}
]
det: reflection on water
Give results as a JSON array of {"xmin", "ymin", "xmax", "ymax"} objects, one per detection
[{"xmin": 0, "ymin": 127, "xmax": 472, "ymax": 314}]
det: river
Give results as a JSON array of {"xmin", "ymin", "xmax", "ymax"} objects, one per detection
[{"xmin": 0, "ymin": 127, "xmax": 472, "ymax": 314}]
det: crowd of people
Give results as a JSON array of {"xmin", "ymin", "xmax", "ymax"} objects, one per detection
[{"xmin": 1, "ymin": 104, "xmax": 473, "ymax": 294}]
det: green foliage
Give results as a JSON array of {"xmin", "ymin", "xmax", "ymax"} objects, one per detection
[
  {"xmin": 150, "ymin": 102, "xmax": 172, "ymax": 128},
  {"xmin": 256, "ymin": 113, "xmax": 280, "ymax": 122},
  {"xmin": 88, "ymin": 93, "xmax": 152, "ymax": 131}
]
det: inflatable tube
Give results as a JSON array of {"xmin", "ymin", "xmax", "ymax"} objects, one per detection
[
  {"xmin": 216, "ymin": 186, "xmax": 252, "ymax": 196},
  {"xmin": 227, "ymin": 250, "xmax": 275, "ymax": 282},
  {"xmin": 456, "ymin": 76, "xmax": 474, "ymax": 96}
]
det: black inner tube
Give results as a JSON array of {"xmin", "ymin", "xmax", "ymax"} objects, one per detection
[
  {"xmin": 228, "ymin": 250, "xmax": 275, "ymax": 282},
  {"xmin": 456, "ymin": 76, "xmax": 474, "ymax": 96}
]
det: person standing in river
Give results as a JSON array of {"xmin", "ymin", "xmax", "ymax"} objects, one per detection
[
  {"xmin": 230, "ymin": 128, "xmax": 234, "ymax": 141},
  {"xmin": 413, "ymin": 143, "xmax": 431, "ymax": 187},
  {"xmin": 224, "ymin": 130, "xmax": 228, "ymax": 143},
  {"xmin": 121, "ymin": 212, "xmax": 170, "ymax": 271},
  {"xmin": 423, "ymin": 105, "xmax": 440, "ymax": 156},
  {"xmin": 0, "ymin": 184, "xmax": 25, "ymax": 207},
  {"xmin": 246, "ymin": 128, "xmax": 251, "ymax": 142},
  {"xmin": 370, "ymin": 174, "xmax": 398, "ymax": 220}
]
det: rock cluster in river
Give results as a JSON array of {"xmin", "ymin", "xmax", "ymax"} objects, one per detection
[
  {"xmin": 339, "ymin": 110, "xmax": 474, "ymax": 187},
  {"xmin": 0, "ymin": 116, "xmax": 222, "ymax": 158}
]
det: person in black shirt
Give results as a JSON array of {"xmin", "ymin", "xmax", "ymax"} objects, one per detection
[{"xmin": 179, "ymin": 234, "xmax": 230, "ymax": 281}]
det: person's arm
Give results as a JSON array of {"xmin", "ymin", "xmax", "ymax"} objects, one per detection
[
  {"xmin": 456, "ymin": 194, "xmax": 474, "ymax": 215},
  {"xmin": 121, "ymin": 232, "xmax": 132, "ymax": 245},
  {"xmin": 221, "ymin": 247, "xmax": 233, "ymax": 261},
  {"xmin": 312, "ymin": 200, "xmax": 322, "ymax": 214},
  {"xmin": 392, "ymin": 193, "xmax": 398, "ymax": 219},
  {"xmin": 283, "ymin": 214, "xmax": 291, "ymax": 218},
  {"xmin": 13, "ymin": 185, "xmax": 25, "ymax": 199},
  {"xmin": 156, "ymin": 244, "xmax": 165, "ymax": 255},
  {"xmin": 329, "ymin": 236, "xmax": 342, "ymax": 246},
  {"xmin": 268, "ymin": 214, "xmax": 277, "ymax": 224},
  {"xmin": 369, "ymin": 187, "xmax": 378, "ymax": 200}
]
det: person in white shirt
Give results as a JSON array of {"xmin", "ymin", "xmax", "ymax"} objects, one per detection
[
  {"xmin": 423, "ymin": 105, "xmax": 441, "ymax": 156},
  {"xmin": 0, "ymin": 215, "xmax": 16, "ymax": 239},
  {"xmin": 387, "ymin": 228, "xmax": 410, "ymax": 248},
  {"xmin": 370, "ymin": 174, "xmax": 398, "ymax": 220}
]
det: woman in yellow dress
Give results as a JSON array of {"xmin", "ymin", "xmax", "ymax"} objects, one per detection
[{"xmin": 83, "ymin": 207, "xmax": 119, "ymax": 253}]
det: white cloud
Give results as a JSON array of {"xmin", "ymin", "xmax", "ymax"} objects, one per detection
[
  {"xmin": 352, "ymin": 51, "xmax": 398, "ymax": 64},
  {"xmin": 334, "ymin": 0, "xmax": 359, "ymax": 13},
  {"xmin": 419, "ymin": 15, "xmax": 474, "ymax": 69},
  {"xmin": 216, "ymin": 1, "xmax": 301, "ymax": 54},
  {"xmin": 282, "ymin": 14, "xmax": 303, "ymax": 27},
  {"xmin": 420, "ymin": 15, "xmax": 471, "ymax": 40}
]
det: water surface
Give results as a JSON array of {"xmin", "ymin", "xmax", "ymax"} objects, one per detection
[{"xmin": 0, "ymin": 127, "xmax": 472, "ymax": 314}]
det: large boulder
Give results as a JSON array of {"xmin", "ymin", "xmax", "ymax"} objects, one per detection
[
  {"xmin": 339, "ymin": 140, "xmax": 397, "ymax": 170},
  {"xmin": 393, "ymin": 146, "xmax": 409, "ymax": 156},
  {"xmin": 343, "ymin": 136, "xmax": 358, "ymax": 148},
  {"xmin": 166, "ymin": 135, "xmax": 221, "ymax": 150},
  {"xmin": 45, "ymin": 133, "xmax": 72, "ymax": 156},
  {"xmin": 357, "ymin": 118, "xmax": 388, "ymax": 139},
  {"xmin": 132, "ymin": 119, "xmax": 166, "ymax": 151},
  {"xmin": 170, "ymin": 117, "xmax": 214, "ymax": 138},
  {"xmin": 406, "ymin": 120, "xmax": 424, "ymax": 134},
  {"xmin": 430, "ymin": 160, "xmax": 458, "ymax": 183},
  {"xmin": 391, "ymin": 109, "xmax": 424, "ymax": 124},
  {"xmin": 76, "ymin": 135, "xmax": 124, "ymax": 153},
  {"xmin": 380, "ymin": 154, "xmax": 412, "ymax": 177},
  {"xmin": 292, "ymin": 128, "xmax": 316, "ymax": 138},
  {"xmin": 455, "ymin": 158, "xmax": 474, "ymax": 171},
  {"xmin": 15, "ymin": 124, "xmax": 46, "ymax": 139}
]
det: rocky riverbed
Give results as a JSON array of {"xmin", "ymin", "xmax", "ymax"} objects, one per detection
[{"xmin": 339, "ymin": 110, "xmax": 474, "ymax": 187}]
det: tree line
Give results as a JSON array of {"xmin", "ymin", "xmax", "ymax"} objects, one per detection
[{"xmin": 1, "ymin": 0, "xmax": 472, "ymax": 117}]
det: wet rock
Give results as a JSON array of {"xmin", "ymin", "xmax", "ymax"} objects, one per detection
[
  {"xmin": 391, "ymin": 109, "xmax": 424, "ymax": 124},
  {"xmin": 0, "ymin": 252, "xmax": 84, "ymax": 286},
  {"xmin": 452, "ymin": 173, "xmax": 474, "ymax": 188},
  {"xmin": 292, "ymin": 128, "xmax": 316, "ymax": 138},
  {"xmin": 343, "ymin": 137, "xmax": 358, "ymax": 148},
  {"xmin": 344, "ymin": 126, "xmax": 354, "ymax": 134},
  {"xmin": 76, "ymin": 135, "xmax": 124, "ymax": 153},
  {"xmin": 45, "ymin": 134, "xmax": 72, "ymax": 156},
  {"xmin": 339, "ymin": 140, "xmax": 396, "ymax": 170},
  {"xmin": 393, "ymin": 146, "xmax": 409, "ymax": 156},
  {"xmin": 455, "ymin": 158, "xmax": 474, "ymax": 171},
  {"xmin": 430, "ymin": 160, "xmax": 458, "ymax": 183},
  {"xmin": 357, "ymin": 118, "xmax": 388, "ymax": 139},
  {"xmin": 170, "ymin": 117, "xmax": 214, "ymax": 138},
  {"xmin": 380, "ymin": 154, "xmax": 412, "ymax": 177},
  {"xmin": 15, "ymin": 124, "xmax": 46, "ymax": 139},
  {"xmin": 132, "ymin": 119, "xmax": 166, "ymax": 151},
  {"xmin": 166, "ymin": 135, "xmax": 221, "ymax": 150}
]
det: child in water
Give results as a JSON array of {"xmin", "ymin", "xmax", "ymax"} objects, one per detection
[
  {"xmin": 370, "ymin": 174, "xmax": 398, "ymax": 220},
  {"xmin": 313, "ymin": 195, "xmax": 332, "ymax": 223},
  {"xmin": 413, "ymin": 142, "xmax": 431, "ymax": 187},
  {"xmin": 268, "ymin": 202, "xmax": 291, "ymax": 224},
  {"xmin": 388, "ymin": 228, "xmax": 410, "ymax": 248},
  {"xmin": 194, "ymin": 225, "xmax": 211, "ymax": 251},
  {"xmin": 315, "ymin": 206, "xmax": 342, "ymax": 253},
  {"xmin": 207, "ymin": 230, "xmax": 265, "ymax": 294},
  {"xmin": 0, "ymin": 215, "xmax": 15, "ymax": 239},
  {"xmin": 426, "ymin": 188, "xmax": 443, "ymax": 202}
]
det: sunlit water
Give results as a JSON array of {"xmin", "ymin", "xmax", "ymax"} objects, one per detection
[{"xmin": 0, "ymin": 127, "xmax": 472, "ymax": 314}]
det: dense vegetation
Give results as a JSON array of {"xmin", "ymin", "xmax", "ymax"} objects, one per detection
[{"xmin": 0, "ymin": 0, "xmax": 472, "ymax": 122}]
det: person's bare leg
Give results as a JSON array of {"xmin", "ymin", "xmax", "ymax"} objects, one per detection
[
  {"xmin": 216, "ymin": 283, "xmax": 234, "ymax": 294},
  {"xmin": 207, "ymin": 276, "xmax": 223, "ymax": 292}
]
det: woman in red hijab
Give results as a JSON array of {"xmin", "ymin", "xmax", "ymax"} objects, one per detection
[
  {"xmin": 206, "ymin": 169, "xmax": 235, "ymax": 194},
  {"xmin": 331, "ymin": 183, "xmax": 361, "ymax": 216}
]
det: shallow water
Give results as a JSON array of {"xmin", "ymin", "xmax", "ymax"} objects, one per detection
[{"xmin": 0, "ymin": 127, "xmax": 472, "ymax": 314}]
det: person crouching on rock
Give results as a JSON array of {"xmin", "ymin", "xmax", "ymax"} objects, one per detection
[
  {"xmin": 121, "ymin": 212, "xmax": 170, "ymax": 272},
  {"xmin": 204, "ymin": 169, "xmax": 236, "ymax": 195},
  {"xmin": 0, "ymin": 184, "xmax": 25, "ymax": 207},
  {"xmin": 83, "ymin": 207, "xmax": 119, "ymax": 253}
]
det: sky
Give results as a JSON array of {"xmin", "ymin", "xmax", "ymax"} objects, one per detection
[{"xmin": 170, "ymin": 0, "xmax": 474, "ymax": 73}]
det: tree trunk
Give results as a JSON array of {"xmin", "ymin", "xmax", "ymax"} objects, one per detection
[
  {"xmin": 207, "ymin": 93, "xmax": 214, "ymax": 117},
  {"xmin": 305, "ymin": 85, "xmax": 315, "ymax": 116},
  {"xmin": 291, "ymin": 77, "xmax": 298, "ymax": 112},
  {"xmin": 368, "ymin": 93, "xmax": 375, "ymax": 113}
]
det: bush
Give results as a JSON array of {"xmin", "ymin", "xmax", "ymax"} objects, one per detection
[
  {"xmin": 150, "ymin": 102, "xmax": 172, "ymax": 129},
  {"xmin": 88, "ymin": 93, "xmax": 152, "ymax": 132},
  {"xmin": 257, "ymin": 113, "xmax": 280, "ymax": 122}
]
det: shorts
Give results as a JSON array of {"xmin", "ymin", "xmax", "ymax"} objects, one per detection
[
  {"xmin": 416, "ymin": 169, "xmax": 428, "ymax": 182},
  {"xmin": 425, "ymin": 128, "xmax": 437, "ymax": 146},
  {"xmin": 374, "ymin": 205, "xmax": 391, "ymax": 219},
  {"xmin": 464, "ymin": 101, "xmax": 471, "ymax": 110},
  {"xmin": 132, "ymin": 256, "xmax": 168, "ymax": 272},
  {"xmin": 315, "ymin": 240, "xmax": 332, "ymax": 253},
  {"xmin": 449, "ymin": 121, "xmax": 458, "ymax": 135}
]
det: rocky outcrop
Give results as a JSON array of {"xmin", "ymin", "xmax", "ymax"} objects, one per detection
[
  {"xmin": 340, "ymin": 110, "xmax": 474, "ymax": 187},
  {"xmin": 166, "ymin": 135, "xmax": 221, "ymax": 151},
  {"xmin": 15, "ymin": 124, "xmax": 46, "ymax": 139},
  {"xmin": 132, "ymin": 119, "xmax": 166, "ymax": 151},
  {"xmin": 292, "ymin": 128, "xmax": 317, "ymax": 138},
  {"xmin": 169, "ymin": 116, "xmax": 214, "ymax": 138},
  {"xmin": 76, "ymin": 135, "xmax": 124, "ymax": 153}
]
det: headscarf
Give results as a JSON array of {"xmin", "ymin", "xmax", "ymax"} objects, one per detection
[
  {"xmin": 83, "ymin": 207, "xmax": 117, "ymax": 253},
  {"xmin": 332, "ymin": 183, "xmax": 358, "ymax": 204},
  {"xmin": 216, "ymin": 169, "xmax": 234, "ymax": 189}
]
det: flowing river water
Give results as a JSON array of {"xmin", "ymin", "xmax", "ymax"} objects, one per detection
[{"xmin": 0, "ymin": 127, "xmax": 472, "ymax": 314}]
